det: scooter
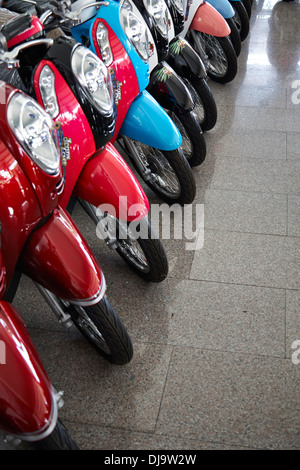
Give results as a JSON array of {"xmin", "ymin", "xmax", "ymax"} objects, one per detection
[
  {"xmin": 180, "ymin": 0, "xmax": 238, "ymax": 84},
  {"xmin": 164, "ymin": 0, "xmax": 218, "ymax": 132},
  {"xmin": 39, "ymin": 0, "xmax": 197, "ymax": 206},
  {"xmin": 0, "ymin": 300, "xmax": 79, "ymax": 449},
  {"xmin": 118, "ymin": 0, "xmax": 207, "ymax": 167},
  {"xmin": 0, "ymin": 76, "xmax": 133, "ymax": 365},
  {"xmin": 0, "ymin": 7, "xmax": 169, "ymax": 283},
  {"xmin": 130, "ymin": 0, "xmax": 218, "ymax": 136}
]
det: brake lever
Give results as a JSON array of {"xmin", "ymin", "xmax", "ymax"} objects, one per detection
[
  {"xmin": 40, "ymin": 1, "xmax": 109, "ymax": 28},
  {"xmin": 0, "ymin": 38, "xmax": 53, "ymax": 68}
]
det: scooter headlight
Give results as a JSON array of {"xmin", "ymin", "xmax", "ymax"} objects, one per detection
[
  {"xmin": 71, "ymin": 45, "xmax": 114, "ymax": 116},
  {"xmin": 143, "ymin": 0, "xmax": 168, "ymax": 38},
  {"xmin": 39, "ymin": 65, "xmax": 59, "ymax": 119},
  {"xmin": 7, "ymin": 92, "xmax": 60, "ymax": 175},
  {"xmin": 120, "ymin": 0, "xmax": 149, "ymax": 63},
  {"xmin": 96, "ymin": 22, "xmax": 113, "ymax": 66}
]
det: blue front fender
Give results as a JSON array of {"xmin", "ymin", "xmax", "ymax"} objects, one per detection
[
  {"xmin": 207, "ymin": 0, "xmax": 235, "ymax": 18},
  {"xmin": 119, "ymin": 91, "xmax": 182, "ymax": 151}
]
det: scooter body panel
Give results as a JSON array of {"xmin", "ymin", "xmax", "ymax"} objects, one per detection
[
  {"xmin": 0, "ymin": 140, "xmax": 42, "ymax": 290},
  {"xmin": 119, "ymin": 90, "xmax": 182, "ymax": 150},
  {"xmin": 89, "ymin": 18, "xmax": 140, "ymax": 139},
  {"xmin": 34, "ymin": 60, "xmax": 97, "ymax": 209},
  {"xmin": 21, "ymin": 206, "xmax": 106, "ymax": 305},
  {"xmin": 207, "ymin": 0, "xmax": 235, "ymax": 19},
  {"xmin": 181, "ymin": 1, "xmax": 231, "ymax": 37},
  {"xmin": 74, "ymin": 142, "xmax": 149, "ymax": 222},
  {"xmin": 168, "ymin": 35, "xmax": 207, "ymax": 78},
  {"xmin": 0, "ymin": 301, "xmax": 57, "ymax": 440},
  {"xmin": 148, "ymin": 61, "xmax": 194, "ymax": 111}
]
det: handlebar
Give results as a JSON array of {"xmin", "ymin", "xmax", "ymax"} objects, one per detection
[{"xmin": 0, "ymin": 13, "xmax": 32, "ymax": 42}]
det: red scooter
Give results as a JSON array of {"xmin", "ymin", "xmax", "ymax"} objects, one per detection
[
  {"xmin": 0, "ymin": 300, "xmax": 79, "ymax": 449},
  {"xmin": 0, "ymin": 78, "xmax": 133, "ymax": 365},
  {"xmin": 0, "ymin": 107, "xmax": 78, "ymax": 450},
  {"xmin": 0, "ymin": 8, "xmax": 169, "ymax": 283}
]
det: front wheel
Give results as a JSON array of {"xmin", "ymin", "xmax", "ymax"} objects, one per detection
[
  {"xmin": 121, "ymin": 137, "xmax": 196, "ymax": 205},
  {"xmin": 182, "ymin": 76, "xmax": 217, "ymax": 132},
  {"xmin": 34, "ymin": 420, "xmax": 79, "ymax": 450},
  {"xmin": 226, "ymin": 17, "xmax": 242, "ymax": 56},
  {"xmin": 80, "ymin": 201, "xmax": 169, "ymax": 283},
  {"xmin": 165, "ymin": 107, "xmax": 206, "ymax": 167},
  {"xmin": 189, "ymin": 31, "xmax": 238, "ymax": 84},
  {"xmin": 67, "ymin": 297, "xmax": 133, "ymax": 365},
  {"xmin": 229, "ymin": 1, "xmax": 250, "ymax": 42}
]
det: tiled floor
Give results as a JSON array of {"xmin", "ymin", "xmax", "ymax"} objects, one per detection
[{"xmin": 1, "ymin": 0, "xmax": 299, "ymax": 450}]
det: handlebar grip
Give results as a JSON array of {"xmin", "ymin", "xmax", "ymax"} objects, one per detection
[{"xmin": 0, "ymin": 14, "xmax": 32, "ymax": 42}]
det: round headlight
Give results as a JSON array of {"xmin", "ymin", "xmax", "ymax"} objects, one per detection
[
  {"xmin": 71, "ymin": 45, "xmax": 114, "ymax": 116},
  {"xmin": 7, "ymin": 92, "xmax": 60, "ymax": 175}
]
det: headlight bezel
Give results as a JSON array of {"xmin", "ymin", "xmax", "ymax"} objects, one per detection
[
  {"xmin": 120, "ymin": 0, "xmax": 150, "ymax": 63},
  {"xmin": 143, "ymin": 0, "xmax": 169, "ymax": 38},
  {"xmin": 7, "ymin": 91, "xmax": 60, "ymax": 176},
  {"xmin": 71, "ymin": 44, "xmax": 114, "ymax": 117},
  {"xmin": 38, "ymin": 64, "xmax": 60, "ymax": 120}
]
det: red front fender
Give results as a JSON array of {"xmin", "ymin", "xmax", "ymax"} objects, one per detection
[
  {"xmin": 0, "ymin": 301, "xmax": 56, "ymax": 440},
  {"xmin": 74, "ymin": 142, "xmax": 149, "ymax": 222},
  {"xmin": 191, "ymin": 3, "xmax": 231, "ymax": 37},
  {"xmin": 21, "ymin": 206, "xmax": 105, "ymax": 305}
]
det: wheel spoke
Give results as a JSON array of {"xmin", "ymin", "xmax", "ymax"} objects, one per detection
[
  {"xmin": 194, "ymin": 33, "xmax": 228, "ymax": 78},
  {"xmin": 135, "ymin": 142, "xmax": 181, "ymax": 198}
]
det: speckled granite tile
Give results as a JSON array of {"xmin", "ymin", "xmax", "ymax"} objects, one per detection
[
  {"xmin": 227, "ymin": 105, "xmax": 300, "ymax": 132},
  {"xmin": 190, "ymin": 230, "xmax": 300, "ymax": 289},
  {"xmin": 204, "ymin": 129, "xmax": 287, "ymax": 159},
  {"xmin": 64, "ymin": 422, "xmax": 252, "ymax": 450},
  {"xmin": 287, "ymin": 132, "xmax": 300, "ymax": 160},
  {"xmin": 209, "ymin": 156, "xmax": 300, "ymax": 194},
  {"xmin": 155, "ymin": 348, "xmax": 300, "ymax": 449},
  {"xmin": 204, "ymin": 190, "xmax": 287, "ymax": 235},
  {"xmin": 25, "ymin": 331, "xmax": 173, "ymax": 434},
  {"xmin": 288, "ymin": 195, "xmax": 300, "ymax": 237}
]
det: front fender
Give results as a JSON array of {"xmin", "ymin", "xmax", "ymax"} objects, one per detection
[
  {"xmin": 207, "ymin": 0, "xmax": 235, "ymax": 19},
  {"xmin": 188, "ymin": 3, "xmax": 231, "ymax": 37},
  {"xmin": 168, "ymin": 36, "xmax": 207, "ymax": 79},
  {"xmin": 74, "ymin": 143, "xmax": 149, "ymax": 222},
  {"xmin": 119, "ymin": 91, "xmax": 182, "ymax": 150},
  {"xmin": 0, "ymin": 301, "xmax": 57, "ymax": 440},
  {"xmin": 21, "ymin": 206, "xmax": 105, "ymax": 305},
  {"xmin": 147, "ymin": 61, "xmax": 194, "ymax": 111}
]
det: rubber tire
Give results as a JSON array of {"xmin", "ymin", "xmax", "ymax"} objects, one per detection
[
  {"xmin": 190, "ymin": 32, "xmax": 238, "ymax": 84},
  {"xmin": 166, "ymin": 107, "xmax": 206, "ymax": 167},
  {"xmin": 68, "ymin": 296, "xmax": 133, "ymax": 365},
  {"xmin": 182, "ymin": 76, "xmax": 217, "ymax": 132},
  {"xmin": 123, "ymin": 139, "xmax": 196, "ymax": 205},
  {"xmin": 226, "ymin": 17, "xmax": 242, "ymax": 57},
  {"xmin": 115, "ymin": 218, "xmax": 169, "ymax": 283},
  {"xmin": 34, "ymin": 420, "xmax": 80, "ymax": 450},
  {"xmin": 229, "ymin": 1, "xmax": 250, "ymax": 42},
  {"xmin": 242, "ymin": 0, "xmax": 252, "ymax": 18}
]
